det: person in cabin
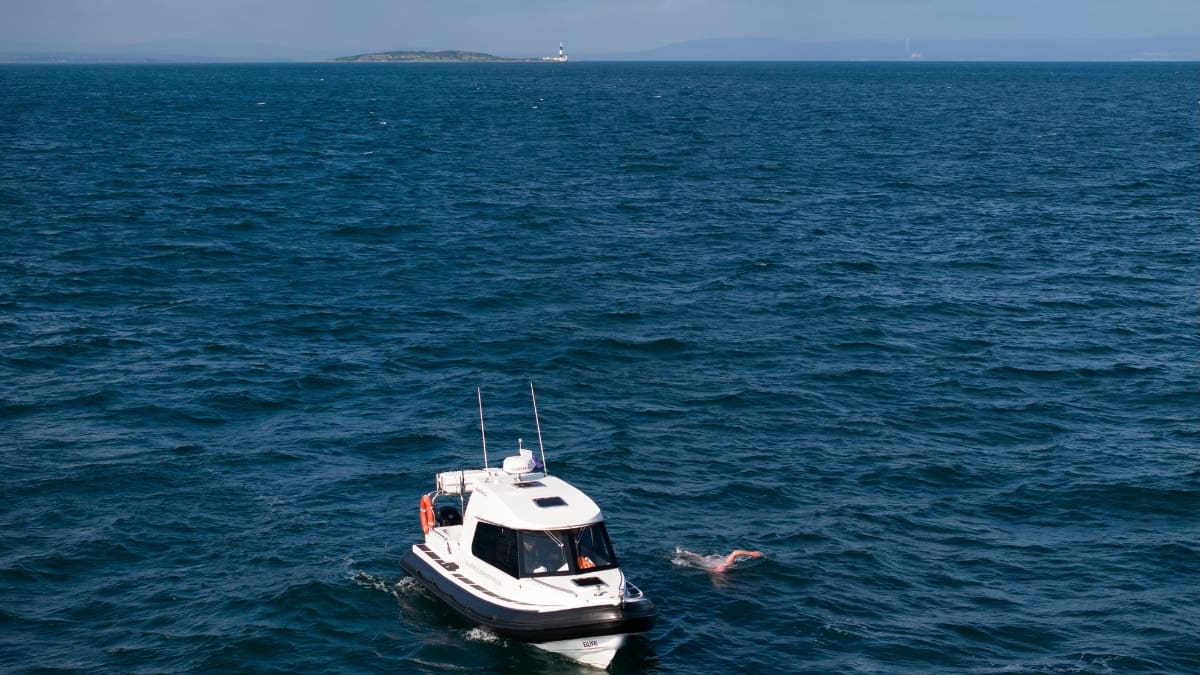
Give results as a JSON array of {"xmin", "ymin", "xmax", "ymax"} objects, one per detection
[{"xmin": 522, "ymin": 534, "xmax": 569, "ymax": 574}]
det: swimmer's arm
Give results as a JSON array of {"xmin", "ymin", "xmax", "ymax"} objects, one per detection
[{"xmin": 723, "ymin": 549, "xmax": 764, "ymax": 567}]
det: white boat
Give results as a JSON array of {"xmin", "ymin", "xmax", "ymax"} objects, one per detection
[{"xmin": 401, "ymin": 386, "xmax": 657, "ymax": 669}]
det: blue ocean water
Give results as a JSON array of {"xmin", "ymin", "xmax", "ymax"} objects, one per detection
[{"xmin": 1, "ymin": 61, "xmax": 1197, "ymax": 673}]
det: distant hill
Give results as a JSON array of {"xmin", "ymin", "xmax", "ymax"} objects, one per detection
[
  {"xmin": 604, "ymin": 36, "xmax": 1200, "ymax": 61},
  {"xmin": 332, "ymin": 50, "xmax": 535, "ymax": 63}
]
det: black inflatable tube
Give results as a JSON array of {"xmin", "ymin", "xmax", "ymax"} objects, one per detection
[{"xmin": 401, "ymin": 549, "xmax": 658, "ymax": 643}]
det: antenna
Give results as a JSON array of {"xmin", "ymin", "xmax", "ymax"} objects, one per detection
[
  {"xmin": 477, "ymin": 387, "xmax": 489, "ymax": 468},
  {"xmin": 530, "ymin": 382, "xmax": 548, "ymax": 474}
]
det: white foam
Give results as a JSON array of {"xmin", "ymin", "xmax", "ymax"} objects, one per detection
[
  {"xmin": 350, "ymin": 570, "xmax": 422, "ymax": 598},
  {"xmin": 464, "ymin": 626, "xmax": 502, "ymax": 644},
  {"xmin": 349, "ymin": 569, "xmax": 394, "ymax": 594},
  {"xmin": 394, "ymin": 576, "xmax": 424, "ymax": 594},
  {"xmin": 672, "ymin": 547, "xmax": 724, "ymax": 571}
]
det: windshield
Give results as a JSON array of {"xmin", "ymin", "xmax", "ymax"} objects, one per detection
[{"xmin": 518, "ymin": 522, "xmax": 618, "ymax": 578}]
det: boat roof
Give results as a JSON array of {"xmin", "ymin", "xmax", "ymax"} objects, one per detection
[{"xmin": 469, "ymin": 472, "xmax": 604, "ymax": 531}]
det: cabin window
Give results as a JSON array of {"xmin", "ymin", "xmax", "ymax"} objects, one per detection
[
  {"xmin": 471, "ymin": 522, "xmax": 519, "ymax": 578},
  {"xmin": 519, "ymin": 530, "xmax": 571, "ymax": 576},
  {"xmin": 516, "ymin": 523, "xmax": 619, "ymax": 578},
  {"xmin": 574, "ymin": 522, "xmax": 617, "ymax": 570}
]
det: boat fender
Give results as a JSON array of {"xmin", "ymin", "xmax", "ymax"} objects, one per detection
[{"xmin": 420, "ymin": 494, "xmax": 435, "ymax": 534}]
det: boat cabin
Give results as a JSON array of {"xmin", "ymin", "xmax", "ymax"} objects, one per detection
[{"xmin": 429, "ymin": 452, "xmax": 620, "ymax": 581}]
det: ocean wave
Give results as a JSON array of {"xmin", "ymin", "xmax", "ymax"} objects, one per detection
[{"xmin": 4, "ymin": 61, "xmax": 1197, "ymax": 675}]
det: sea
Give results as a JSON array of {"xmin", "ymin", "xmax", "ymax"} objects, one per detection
[{"xmin": 1, "ymin": 61, "xmax": 1197, "ymax": 674}]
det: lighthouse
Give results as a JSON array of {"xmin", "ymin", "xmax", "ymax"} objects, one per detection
[{"xmin": 542, "ymin": 42, "xmax": 568, "ymax": 62}]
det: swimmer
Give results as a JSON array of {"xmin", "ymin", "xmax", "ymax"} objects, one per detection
[
  {"xmin": 714, "ymin": 549, "xmax": 763, "ymax": 573},
  {"xmin": 674, "ymin": 547, "xmax": 764, "ymax": 573}
]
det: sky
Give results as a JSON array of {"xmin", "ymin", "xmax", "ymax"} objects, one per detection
[{"xmin": 2, "ymin": 0, "xmax": 1199, "ymax": 56}]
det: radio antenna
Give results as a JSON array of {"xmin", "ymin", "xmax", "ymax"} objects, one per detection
[
  {"xmin": 530, "ymin": 382, "xmax": 548, "ymax": 474},
  {"xmin": 477, "ymin": 387, "xmax": 489, "ymax": 468}
]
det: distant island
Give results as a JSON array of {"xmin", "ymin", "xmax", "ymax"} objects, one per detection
[{"xmin": 331, "ymin": 50, "xmax": 540, "ymax": 63}]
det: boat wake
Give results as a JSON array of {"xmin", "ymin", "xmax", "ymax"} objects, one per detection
[
  {"xmin": 464, "ymin": 627, "xmax": 503, "ymax": 644},
  {"xmin": 350, "ymin": 570, "xmax": 423, "ymax": 598}
]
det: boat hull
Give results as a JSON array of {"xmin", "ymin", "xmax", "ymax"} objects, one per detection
[
  {"xmin": 401, "ymin": 546, "xmax": 656, "ymax": 661},
  {"xmin": 537, "ymin": 633, "xmax": 626, "ymax": 669}
]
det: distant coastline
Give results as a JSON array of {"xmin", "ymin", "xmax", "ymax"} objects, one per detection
[
  {"xmin": 1, "ymin": 35, "xmax": 1196, "ymax": 64},
  {"xmin": 330, "ymin": 50, "xmax": 542, "ymax": 63}
]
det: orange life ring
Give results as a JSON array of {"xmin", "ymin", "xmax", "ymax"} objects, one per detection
[{"xmin": 419, "ymin": 494, "xmax": 435, "ymax": 534}]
